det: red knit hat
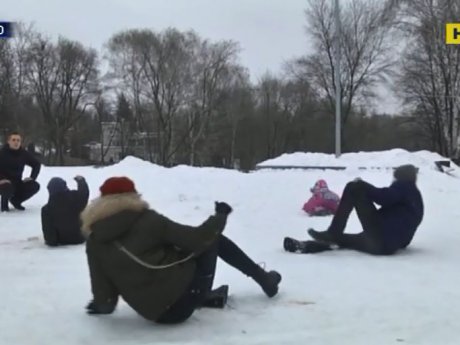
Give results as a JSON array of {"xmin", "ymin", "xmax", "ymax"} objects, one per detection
[{"xmin": 100, "ymin": 177, "xmax": 137, "ymax": 196}]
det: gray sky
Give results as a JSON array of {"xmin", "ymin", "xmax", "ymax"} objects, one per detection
[
  {"xmin": 4, "ymin": 0, "xmax": 309, "ymax": 81},
  {"xmin": 3, "ymin": 0, "xmax": 399, "ymax": 113}
]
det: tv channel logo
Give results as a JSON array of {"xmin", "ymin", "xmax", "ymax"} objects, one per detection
[
  {"xmin": 0, "ymin": 22, "xmax": 14, "ymax": 38},
  {"xmin": 446, "ymin": 23, "xmax": 460, "ymax": 44}
]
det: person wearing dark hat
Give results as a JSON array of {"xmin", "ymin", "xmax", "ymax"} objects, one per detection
[
  {"xmin": 285, "ymin": 164, "xmax": 424, "ymax": 255},
  {"xmin": 0, "ymin": 132, "xmax": 41, "ymax": 212},
  {"xmin": 82, "ymin": 176, "xmax": 282, "ymax": 324},
  {"xmin": 41, "ymin": 175, "xmax": 89, "ymax": 246}
]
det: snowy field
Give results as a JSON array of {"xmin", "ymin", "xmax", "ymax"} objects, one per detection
[{"xmin": 1, "ymin": 150, "xmax": 460, "ymax": 345}]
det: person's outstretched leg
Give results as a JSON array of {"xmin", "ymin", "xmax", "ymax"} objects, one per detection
[
  {"xmin": 0, "ymin": 182, "xmax": 14, "ymax": 212},
  {"xmin": 10, "ymin": 180, "xmax": 40, "ymax": 210},
  {"xmin": 337, "ymin": 233, "xmax": 384, "ymax": 254},
  {"xmin": 217, "ymin": 235, "xmax": 281, "ymax": 297}
]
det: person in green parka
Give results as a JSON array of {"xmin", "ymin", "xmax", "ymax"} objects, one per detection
[{"xmin": 82, "ymin": 176, "xmax": 282, "ymax": 324}]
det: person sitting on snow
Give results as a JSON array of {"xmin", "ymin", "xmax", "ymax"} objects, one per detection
[
  {"xmin": 302, "ymin": 179, "xmax": 340, "ymax": 216},
  {"xmin": 285, "ymin": 164, "xmax": 424, "ymax": 255},
  {"xmin": 41, "ymin": 176, "xmax": 89, "ymax": 246},
  {"xmin": 82, "ymin": 176, "xmax": 282, "ymax": 324}
]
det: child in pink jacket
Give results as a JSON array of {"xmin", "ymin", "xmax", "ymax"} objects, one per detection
[{"xmin": 302, "ymin": 179, "xmax": 340, "ymax": 216}]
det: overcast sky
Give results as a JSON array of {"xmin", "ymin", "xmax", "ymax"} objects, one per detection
[
  {"xmin": 4, "ymin": 0, "xmax": 310, "ymax": 80},
  {"xmin": 3, "ymin": 0, "xmax": 399, "ymax": 113}
]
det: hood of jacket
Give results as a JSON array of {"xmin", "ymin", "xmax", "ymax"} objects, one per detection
[{"xmin": 80, "ymin": 192, "xmax": 149, "ymax": 242}]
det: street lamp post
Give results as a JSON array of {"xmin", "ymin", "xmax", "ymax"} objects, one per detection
[{"xmin": 334, "ymin": 0, "xmax": 342, "ymax": 158}]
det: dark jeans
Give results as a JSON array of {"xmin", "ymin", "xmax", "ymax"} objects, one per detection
[
  {"xmin": 156, "ymin": 234, "xmax": 261, "ymax": 324},
  {"xmin": 0, "ymin": 180, "xmax": 40, "ymax": 210},
  {"xmin": 0, "ymin": 183, "xmax": 14, "ymax": 205},
  {"xmin": 328, "ymin": 181, "xmax": 386, "ymax": 255}
]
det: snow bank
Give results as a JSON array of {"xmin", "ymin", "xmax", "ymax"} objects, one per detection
[
  {"xmin": 257, "ymin": 149, "xmax": 452, "ymax": 170},
  {"xmin": 109, "ymin": 156, "xmax": 165, "ymax": 171}
]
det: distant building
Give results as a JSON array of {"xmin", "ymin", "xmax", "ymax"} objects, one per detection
[{"xmin": 84, "ymin": 122, "xmax": 156, "ymax": 163}]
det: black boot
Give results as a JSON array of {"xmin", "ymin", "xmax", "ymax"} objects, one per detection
[
  {"xmin": 284, "ymin": 237, "xmax": 302, "ymax": 252},
  {"xmin": 253, "ymin": 268, "xmax": 282, "ymax": 298},
  {"xmin": 10, "ymin": 200, "xmax": 25, "ymax": 211},
  {"xmin": 284, "ymin": 237, "xmax": 332, "ymax": 254},
  {"xmin": 202, "ymin": 285, "xmax": 229, "ymax": 309}
]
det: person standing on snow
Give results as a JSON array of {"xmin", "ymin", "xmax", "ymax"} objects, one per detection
[
  {"xmin": 0, "ymin": 132, "xmax": 41, "ymax": 212},
  {"xmin": 302, "ymin": 179, "xmax": 340, "ymax": 216},
  {"xmin": 41, "ymin": 176, "xmax": 90, "ymax": 246},
  {"xmin": 285, "ymin": 164, "xmax": 424, "ymax": 255},
  {"xmin": 82, "ymin": 177, "xmax": 282, "ymax": 324}
]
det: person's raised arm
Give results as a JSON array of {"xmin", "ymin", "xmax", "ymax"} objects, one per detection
[
  {"xmin": 158, "ymin": 202, "xmax": 232, "ymax": 255},
  {"xmin": 72, "ymin": 176, "xmax": 90, "ymax": 211}
]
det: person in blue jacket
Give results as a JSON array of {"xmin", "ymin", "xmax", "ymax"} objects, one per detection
[
  {"xmin": 41, "ymin": 176, "xmax": 89, "ymax": 246},
  {"xmin": 286, "ymin": 164, "xmax": 424, "ymax": 255}
]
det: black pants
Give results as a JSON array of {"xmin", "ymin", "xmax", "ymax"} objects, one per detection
[
  {"xmin": 156, "ymin": 234, "xmax": 262, "ymax": 324},
  {"xmin": 0, "ymin": 180, "xmax": 40, "ymax": 210},
  {"xmin": 328, "ymin": 181, "xmax": 386, "ymax": 255}
]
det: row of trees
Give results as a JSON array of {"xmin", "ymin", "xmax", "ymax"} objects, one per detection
[
  {"xmin": 295, "ymin": 0, "xmax": 460, "ymax": 156},
  {"xmin": 0, "ymin": 0, "xmax": 457, "ymax": 168},
  {"xmin": 399, "ymin": 0, "xmax": 460, "ymax": 156}
]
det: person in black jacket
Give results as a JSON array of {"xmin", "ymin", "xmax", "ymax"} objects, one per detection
[
  {"xmin": 41, "ymin": 176, "xmax": 90, "ymax": 246},
  {"xmin": 0, "ymin": 132, "xmax": 41, "ymax": 212}
]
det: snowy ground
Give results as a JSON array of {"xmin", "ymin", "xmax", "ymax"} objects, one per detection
[{"xmin": 1, "ymin": 151, "xmax": 460, "ymax": 344}]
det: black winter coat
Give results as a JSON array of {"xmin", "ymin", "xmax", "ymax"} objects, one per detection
[
  {"xmin": 41, "ymin": 178, "xmax": 90, "ymax": 246},
  {"xmin": 0, "ymin": 145, "xmax": 41, "ymax": 184},
  {"xmin": 367, "ymin": 180, "xmax": 424, "ymax": 253}
]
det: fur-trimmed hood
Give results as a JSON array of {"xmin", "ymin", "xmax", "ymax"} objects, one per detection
[{"xmin": 81, "ymin": 193, "xmax": 149, "ymax": 238}]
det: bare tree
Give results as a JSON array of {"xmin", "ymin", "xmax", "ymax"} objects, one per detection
[
  {"xmin": 107, "ymin": 29, "xmax": 247, "ymax": 166},
  {"xmin": 255, "ymin": 74, "xmax": 284, "ymax": 159},
  {"xmin": 398, "ymin": 0, "xmax": 460, "ymax": 156},
  {"xmin": 0, "ymin": 23, "xmax": 38, "ymax": 136},
  {"xmin": 93, "ymin": 95, "xmax": 116, "ymax": 164},
  {"xmin": 289, "ymin": 0, "xmax": 401, "ymax": 147},
  {"xmin": 221, "ymin": 73, "xmax": 253, "ymax": 167},
  {"xmin": 0, "ymin": 40, "xmax": 15, "ymax": 133},
  {"xmin": 108, "ymin": 29, "xmax": 197, "ymax": 165},
  {"xmin": 186, "ymin": 40, "xmax": 241, "ymax": 165},
  {"xmin": 26, "ymin": 36, "xmax": 99, "ymax": 164},
  {"xmin": 106, "ymin": 30, "xmax": 152, "ymax": 160},
  {"xmin": 115, "ymin": 93, "xmax": 134, "ymax": 158},
  {"xmin": 141, "ymin": 29, "xmax": 196, "ymax": 165}
]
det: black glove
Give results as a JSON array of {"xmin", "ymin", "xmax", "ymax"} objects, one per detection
[
  {"xmin": 215, "ymin": 201, "xmax": 232, "ymax": 216},
  {"xmin": 86, "ymin": 300, "xmax": 115, "ymax": 315}
]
